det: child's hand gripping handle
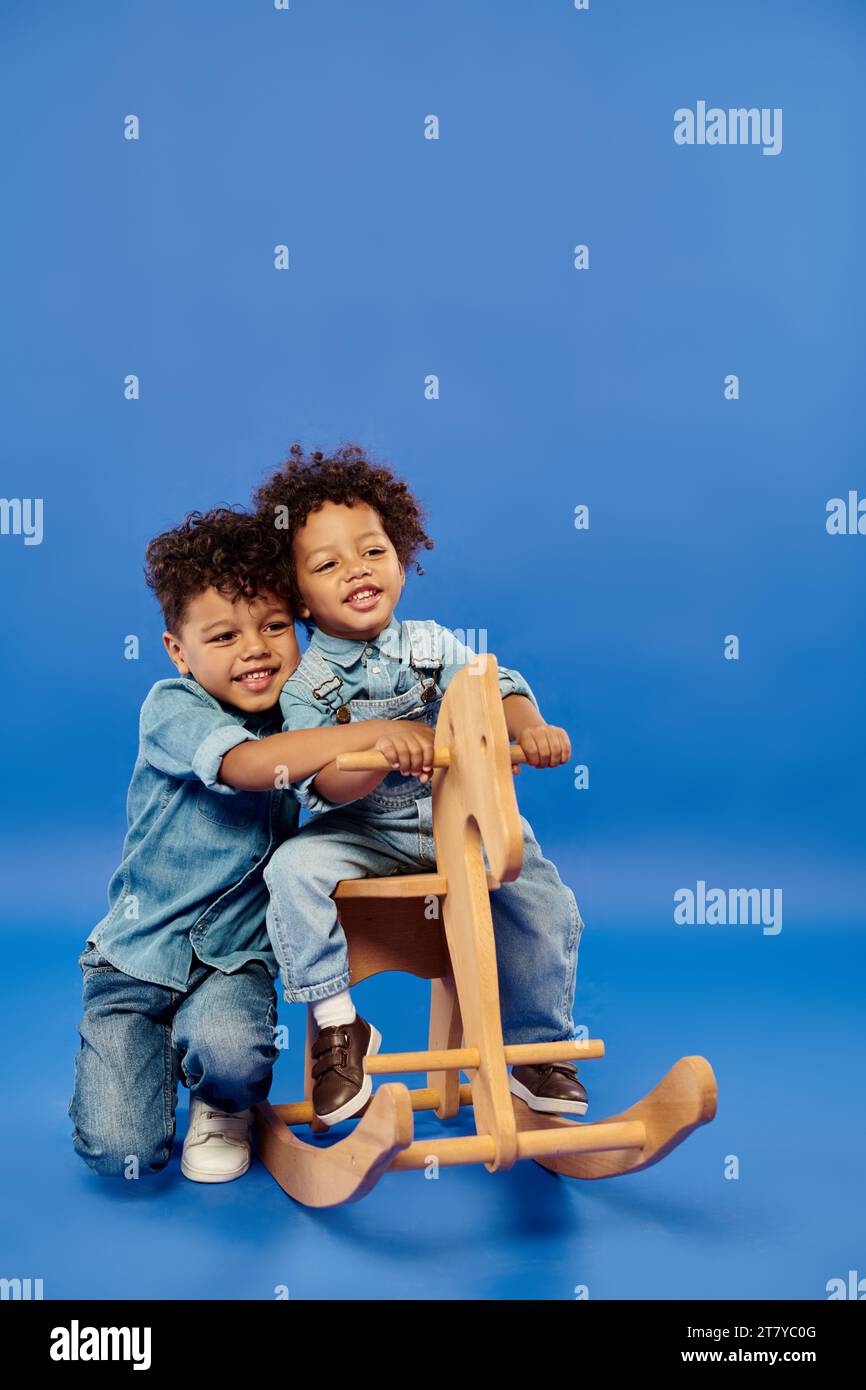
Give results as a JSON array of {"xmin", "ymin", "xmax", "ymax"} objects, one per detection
[{"xmin": 335, "ymin": 746, "xmax": 528, "ymax": 771}]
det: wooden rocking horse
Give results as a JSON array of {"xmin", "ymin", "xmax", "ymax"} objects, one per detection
[{"xmin": 253, "ymin": 655, "xmax": 718, "ymax": 1207}]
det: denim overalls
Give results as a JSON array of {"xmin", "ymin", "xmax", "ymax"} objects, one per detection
[{"xmin": 264, "ymin": 620, "xmax": 586, "ymax": 1047}]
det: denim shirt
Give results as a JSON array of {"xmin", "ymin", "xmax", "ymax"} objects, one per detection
[
  {"xmin": 282, "ymin": 616, "xmax": 538, "ymax": 813},
  {"xmin": 88, "ymin": 677, "xmax": 306, "ymax": 991}
]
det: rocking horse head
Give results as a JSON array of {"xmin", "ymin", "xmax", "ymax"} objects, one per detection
[{"xmin": 431, "ymin": 654, "xmax": 525, "ymax": 885}]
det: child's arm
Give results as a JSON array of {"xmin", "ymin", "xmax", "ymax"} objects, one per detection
[
  {"xmin": 310, "ymin": 721, "xmax": 436, "ymax": 805},
  {"xmin": 306, "ymin": 760, "xmax": 385, "ymax": 805},
  {"xmin": 502, "ymin": 694, "xmax": 571, "ymax": 768},
  {"xmin": 219, "ymin": 718, "xmax": 400, "ymax": 792},
  {"xmin": 433, "ymin": 621, "xmax": 541, "ymax": 708},
  {"xmin": 433, "ymin": 622, "xmax": 570, "ymax": 763}
]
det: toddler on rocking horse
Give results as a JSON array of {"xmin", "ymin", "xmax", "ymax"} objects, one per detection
[{"xmin": 254, "ymin": 443, "xmax": 589, "ymax": 1129}]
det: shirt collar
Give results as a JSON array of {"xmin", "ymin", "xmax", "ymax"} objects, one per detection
[{"xmin": 308, "ymin": 615, "xmax": 401, "ymax": 669}]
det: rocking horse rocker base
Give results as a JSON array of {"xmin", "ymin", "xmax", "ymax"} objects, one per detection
[{"xmin": 253, "ymin": 658, "xmax": 718, "ymax": 1209}]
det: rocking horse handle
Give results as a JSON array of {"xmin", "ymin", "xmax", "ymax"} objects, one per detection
[{"xmin": 334, "ymin": 746, "xmax": 528, "ymax": 771}]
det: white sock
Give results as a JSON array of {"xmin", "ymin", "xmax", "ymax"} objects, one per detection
[{"xmin": 312, "ymin": 989, "xmax": 356, "ymax": 1030}]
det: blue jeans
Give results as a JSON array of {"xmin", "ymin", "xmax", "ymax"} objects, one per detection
[
  {"xmin": 264, "ymin": 804, "xmax": 585, "ymax": 1047},
  {"xmin": 68, "ymin": 944, "xmax": 278, "ymax": 1178}
]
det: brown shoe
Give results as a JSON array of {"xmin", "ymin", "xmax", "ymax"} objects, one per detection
[
  {"xmin": 510, "ymin": 1062, "xmax": 589, "ymax": 1116},
  {"xmin": 310, "ymin": 1015, "xmax": 382, "ymax": 1126}
]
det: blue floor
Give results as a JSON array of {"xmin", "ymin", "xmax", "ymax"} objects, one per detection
[{"xmin": 3, "ymin": 869, "xmax": 863, "ymax": 1301}]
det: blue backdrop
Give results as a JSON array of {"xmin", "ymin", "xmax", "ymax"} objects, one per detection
[{"xmin": 1, "ymin": 0, "xmax": 863, "ymax": 1302}]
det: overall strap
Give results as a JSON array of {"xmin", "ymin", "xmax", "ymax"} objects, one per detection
[
  {"xmin": 400, "ymin": 620, "xmax": 443, "ymax": 702},
  {"xmin": 284, "ymin": 647, "xmax": 349, "ymax": 722}
]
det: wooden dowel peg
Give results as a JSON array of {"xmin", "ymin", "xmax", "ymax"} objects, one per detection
[
  {"xmin": 389, "ymin": 1136, "xmax": 497, "ymax": 1170},
  {"xmin": 515, "ymin": 1121, "xmax": 646, "ymax": 1160},
  {"xmin": 272, "ymin": 1084, "xmax": 475, "ymax": 1128},
  {"xmin": 504, "ymin": 1040, "xmax": 605, "ymax": 1064},
  {"xmin": 366, "ymin": 1047, "xmax": 481, "ymax": 1075}
]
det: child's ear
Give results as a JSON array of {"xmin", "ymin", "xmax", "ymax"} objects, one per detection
[{"xmin": 163, "ymin": 631, "xmax": 191, "ymax": 675}]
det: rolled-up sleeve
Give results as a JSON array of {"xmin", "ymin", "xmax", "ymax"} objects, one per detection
[
  {"xmin": 292, "ymin": 771, "xmax": 338, "ymax": 815},
  {"xmin": 190, "ymin": 725, "xmax": 260, "ymax": 793},
  {"xmin": 434, "ymin": 625, "xmax": 539, "ymax": 708},
  {"xmin": 140, "ymin": 681, "xmax": 259, "ymax": 795},
  {"xmin": 496, "ymin": 664, "xmax": 539, "ymax": 707}
]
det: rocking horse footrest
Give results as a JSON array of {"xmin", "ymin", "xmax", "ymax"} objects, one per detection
[
  {"xmin": 365, "ymin": 1039, "xmax": 605, "ymax": 1075},
  {"xmin": 387, "ymin": 1120, "xmax": 646, "ymax": 1171},
  {"xmin": 272, "ymin": 1083, "xmax": 477, "ymax": 1128}
]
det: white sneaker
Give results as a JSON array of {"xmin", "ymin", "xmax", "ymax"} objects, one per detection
[{"xmin": 181, "ymin": 1095, "xmax": 254, "ymax": 1183}]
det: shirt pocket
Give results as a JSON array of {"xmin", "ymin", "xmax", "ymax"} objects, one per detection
[{"xmin": 195, "ymin": 785, "xmax": 261, "ymax": 828}]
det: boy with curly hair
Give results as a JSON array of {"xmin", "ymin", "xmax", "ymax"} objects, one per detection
[
  {"xmin": 69, "ymin": 505, "xmax": 422, "ymax": 1183},
  {"xmin": 253, "ymin": 444, "xmax": 588, "ymax": 1127}
]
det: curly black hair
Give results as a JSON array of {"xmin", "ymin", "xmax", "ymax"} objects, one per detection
[
  {"xmin": 144, "ymin": 505, "xmax": 293, "ymax": 635},
  {"xmin": 252, "ymin": 441, "xmax": 435, "ymax": 635}
]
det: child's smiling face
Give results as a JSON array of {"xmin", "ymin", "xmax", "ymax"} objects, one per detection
[
  {"xmin": 162, "ymin": 586, "xmax": 300, "ymax": 712},
  {"xmin": 292, "ymin": 501, "xmax": 405, "ymax": 641}
]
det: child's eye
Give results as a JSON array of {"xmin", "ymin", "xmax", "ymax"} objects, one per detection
[
  {"xmin": 210, "ymin": 632, "xmax": 236, "ymax": 643},
  {"xmin": 365, "ymin": 548, "xmax": 385, "ymax": 557},
  {"xmin": 265, "ymin": 622, "xmax": 289, "ymax": 633},
  {"xmin": 315, "ymin": 561, "xmax": 336, "ymax": 573}
]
